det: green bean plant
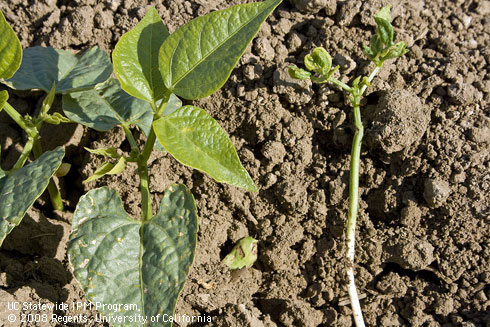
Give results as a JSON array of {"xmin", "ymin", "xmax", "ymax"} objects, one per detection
[
  {"xmin": 0, "ymin": 10, "xmax": 112, "ymax": 246},
  {"xmin": 62, "ymin": 1, "xmax": 281, "ymax": 325},
  {"xmin": 289, "ymin": 5, "xmax": 408, "ymax": 327}
]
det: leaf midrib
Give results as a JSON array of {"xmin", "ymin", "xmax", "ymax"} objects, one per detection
[
  {"xmin": 161, "ymin": 110, "xmax": 243, "ymax": 183},
  {"xmin": 168, "ymin": 1, "xmax": 272, "ymax": 89}
]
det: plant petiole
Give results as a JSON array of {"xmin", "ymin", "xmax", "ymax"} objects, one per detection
[
  {"xmin": 328, "ymin": 77, "xmax": 354, "ymax": 94},
  {"xmin": 32, "ymin": 137, "xmax": 64, "ymax": 211},
  {"xmin": 11, "ymin": 136, "xmax": 35, "ymax": 171},
  {"xmin": 360, "ymin": 66, "xmax": 380, "ymax": 96},
  {"xmin": 122, "ymin": 124, "xmax": 139, "ymax": 152}
]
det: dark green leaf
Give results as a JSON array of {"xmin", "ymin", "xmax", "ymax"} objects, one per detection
[
  {"xmin": 113, "ymin": 7, "xmax": 169, "ymax": 104},
  {"xmin": 63, "ymin": 78, "xmax": 165, "ymax": 151},
  {"xmin": 159, "ymin": 0, "xmax": 282, "ymax": 100},
  {"xmin": 68, "ymin": 185, "xmax": 198, "ymax": 327},
  {"xmin": 0, "ymin": 10, "xmax": 22, "ymax": 80},
  {"xmin": 63, "ymin": 78, "xmax": 153, "ymax": 131},
  {"xmin": 153, "ymin": 105, "xmax": 257, "ymax": 192},
  {"xmin": 3, "ymin": 46, "xmax": 112, "ymax": 93},
  {"xmin": 0, "ymin": 148, "xmax": 64, "ymax": 246}
]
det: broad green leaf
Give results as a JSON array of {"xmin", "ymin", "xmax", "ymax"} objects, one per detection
[
  {"xmin": 113, "ymin": 7, "xmax": 169, "ymax": 104},
  {"xmin": 159, "ymin": 0, "xmax": 282, "ymax": 100},
  {"xmin": 3, "ymin": 46, "xmax": 112, "ymax": 93},
  {"xmin": 68, "ymin": 185, "xmax": 198, "ymax": 327},
  {"xmin": 153, "ymin": 105, "xmax": 257, "ymax": 192},
  {"xmin": 63, "ymin": 78, "xmax": 153, "ymax": 131},
  {"xmin": 84, "ymin": 157, "xmax": 126, "ymax": 183},
  {"xmin": 63, "ymin": 78, "xmax": 164, "ymax": 151},
  {"xmin": 0, "ymin": 147, "xmax": 64, "ymax": 246},
  {"xmin": 0, "ymin": 10, "xmax": 22, "ymax": 80},
  {"xmin": 0, "ymin": 90, "xmax": 7, "ymax": 113},
  {"xmin": 162, "ymin": 93, "xmax": 182, "ymax": 116}
]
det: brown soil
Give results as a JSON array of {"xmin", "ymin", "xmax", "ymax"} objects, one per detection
[{"xmin": 1, "ymin": 0, "xmax": 489, "ymax": 326}]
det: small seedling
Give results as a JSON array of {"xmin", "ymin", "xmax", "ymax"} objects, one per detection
[
  {"xmin": 289, "ymin": 5, "xmax": 407, "ymax": 327},
  {"xmin": 64, "ymin": 1, "xmax": 281, "ymax": 325},
  {"xmin": 223, "ymin": 236, "xmax": 259, "ymax": 270}
]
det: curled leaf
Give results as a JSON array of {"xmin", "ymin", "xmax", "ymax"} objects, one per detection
[
  {"xmin": 84, "ymin": 147, "xmax": 119, "ymax": 159},
  {"xmin": 288, "ymin": 66, "xmax": 311, "ymax": 80},
  {"xmin": 383, "ymin": 41, "xmax": 409, "ymax": 61},
  {"xmin": 373, "ymin": 5, "xmax": 393, "ymax": 47},
  {"xmin": 84, "ymin": 157, "xmax": 127, "ymax": 183},
  {"xmin": 304, "ymin": 47, "xmax": 332, "ymax": 75}
]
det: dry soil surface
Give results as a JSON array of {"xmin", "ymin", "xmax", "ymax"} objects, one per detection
[{"xmin": 0, "ymin": 0, "xmax": 489, "ymax": 326}]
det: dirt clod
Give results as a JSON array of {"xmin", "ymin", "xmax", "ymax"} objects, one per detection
[
  {"xmin": 366, "ymin": 89, "xmax": 429, "ymax": 155},
  {"xmin": 423, "ymin": 178, "xmax": 451, "ymax": 208}
]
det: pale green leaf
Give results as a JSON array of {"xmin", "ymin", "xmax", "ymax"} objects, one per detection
[
  {"xmin": 85, "ymin": 147, "xmax": 119, "ymax": 159},
  {"xmin": 68, "ymin": 185, "xmax": 198, "ymax": 326},
  {"xmin": 153, "ymin": 105, "xmax": 257, "ymax": 192},
  {"xmin": 0, "ymin": 90, "xmax": 7, "ymax": 113},
  {"xmin": 3, "ymin": 46, "xmax": 112, "ymax": 93},
  {"xmin": 159, "ymin": 0, "xmax": 282, "ymax": 100},
  {"xmin": 84, "ymin": 157, "xmax": 126, "ymax": 183},
  {"xmin": 374, "ymin": 5, "xmax": 393, "ymax": 47},
  {"xmin": 162, "ymin": 93, "xmax": 182, "ymax": 116},
  {"xmin": 223, "ymin": 236, "xmax": 258, "ymax": 270},
  {"xmin": 288, "ymin": 66, "xmax": 311, "ymax": 80},
  {"xmin": 113, "ymin": 7, "xmax": 169, "ymax": 103},
  {"xmin": 304, "ymin": 47, "xmax": 332, "ymax": 75},
  {"xmin": 0, "ymin": 148, "xmax": 64, "ymax": 246},
  {"xmin": 0, "ymin": 10, "xmax": 22, "ymax": 80}
]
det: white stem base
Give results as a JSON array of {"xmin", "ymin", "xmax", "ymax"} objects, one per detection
[{"xmin": 347, "ymin": 266, "xmax": 366, "ymax": 327}]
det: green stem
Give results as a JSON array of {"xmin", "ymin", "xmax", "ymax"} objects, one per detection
[
  {"xmin": 137, "ymin": 98, "xmax": 162, "ymax": 221},
  {"xmin": 122, "ymin": 124, "xmax": 139, "ymax": 152},
  {"xmin": 346, "ymin": 94, "xmax": 362, "ymax": 261},
  {"xmin": 2, "ymin": 102, "xmax": 33, "ymax": 136},
  {"xmin": 345, "ymin": 93, "xmax": 366, "ymax": 327},
  {"xmin": 360, "ymin": 66, "xmax": 380, "ymax": 96},
  {"xmin": 33, "ymin": 138, "xmax": 64, "ymax": 211},
  {"xmin": 329, "ymin": 77, "xmax": 354, "ymax": 93},
  {"xmin": 12, "ymin": 137, "xmax": 35, "ymax": 171}
]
